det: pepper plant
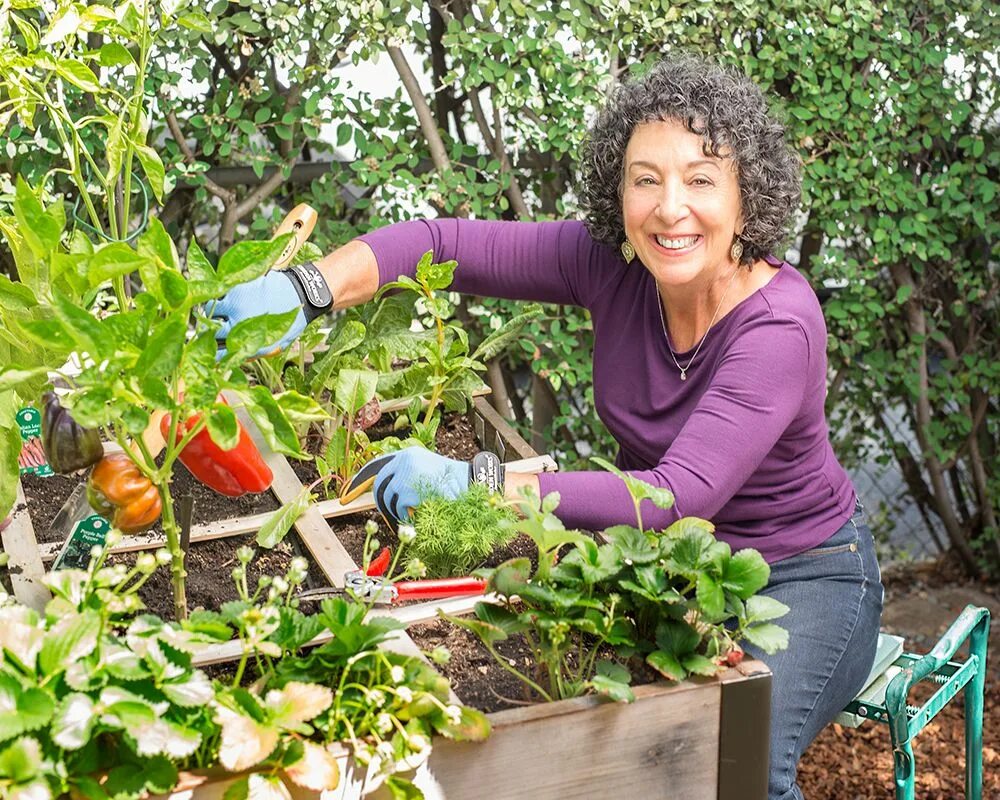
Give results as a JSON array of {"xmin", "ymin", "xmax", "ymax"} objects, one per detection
[
  {"xmin": 446, "ymin": 471, "xmax": 789, "ymax": 703},
  {"xmin": 0, "ymin": 180, "xmax": 325, "ymax": 619}
]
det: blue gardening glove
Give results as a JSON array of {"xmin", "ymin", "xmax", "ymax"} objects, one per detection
[
  {"xmin": 210, "ymin": 262, "xmax": 333, "ymax": 359},
  {"xmin": 349, "ymin": 447, "xmax": 505, "ymax": 528}
]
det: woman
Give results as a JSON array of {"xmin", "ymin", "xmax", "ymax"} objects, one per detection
[{"xmin": 211, "ymin": 55, "xmax": 883, "ymax": 799}]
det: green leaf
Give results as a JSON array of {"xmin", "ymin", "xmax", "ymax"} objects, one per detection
[
  {"xmin": 216, "ymin": 237, "xmax": 290, "ymax": 288},
  {"xmin": 415, "ymin": 253, "xmax": 457, "ymax": 291},
  {"xmin": 681, "ymin": 654, "xmax": 719, "ymax": 677},
  {"xmin": 655, "ymin": 619, "xmax": 699, "ymax": 656},
  {"xmin": 133, "ymin": 141, "xmax": 165, "ymax": 203},
  {"xmin": 274, "ymin": 391, "xmax": 329, "ymax": 424},
  {"xmin": 51, "ymin": 694, "xmax": 97, "ymax": 750},
  {"xmin": 257, "ymin": 489, "xmax": 311, "ymax": 549},
  {"xmin": 696, "ymin": 573, "xmax": 725, "ymax": 620},
  {"xmin": 87, "ymin": 243, "xmax": 149, "ymax": 287},
  {"xmin": 588, "ymin": 674, "xmax": 635, "ymax": 703},
  {"xmin": 721, "ymin": 550, "xmax": 770, "ymax": 599},
  {"xmin": 0, "ymin": 274, "xmax": 38, "ymax": 311},
  {"xmin": 472, "ymin": 305, "xmax": 543, "ymax": 362},
  {"xmin": 39, "ymin": 610, "xmax": 101, "ymax": 675},
  {"xmin": 55, "ymin": 59, "xmax": 101, "ymax": 92},
  {"xmin": 646, "ymin": 649, "xmax": 686, "ymax": 681},
  {"xmin": 0, "ymin": 366, "xmax": 50, "ymax": 392},
  {"xmin": 745, "ymin": 595, "xmax": 789, "ymax": 623},
  {"xmin": 10, "ymin": 14, "xmax": 40, "ymax": 53},
  {"xmin": 134, "ymin": 314, "xmax": 185, "ymax": 381},
  {"xmin": 591, "ymin": 456, "xmax": 674, "ymax": 512},
  {"xmin": 222, "ymin": 310, "xmax": 298, "ymax": 363},
  {"xmin": 99, "ymin": 42, "xmax": 133, "ymax": 66},
  {"xmin": 0, "ymin": 737, "xmax": 43, "ymax": 783},
  {"xmin": 243, "ymin": 385, "xmax": 303, "ymax": 457},
  {"xmin": 743, "ymin": 623, "xmax": 789, "ymax": 655},
  {"xmin": 137, "ymin": 217, "xmax": 180, "ymax": 272},
  {"xmin": 51, "ymin": 289, "xmax": 112, "ymax": 357},
  {"xmin": 206, "ymin": 403, "xmax": 239, "ymax": 450},
  {"xmin": 602, "ymin": 525, "xmax": 657, "ymax": 564},
  {"xmin": 333, "ymin": 368, "xmax": 378, "ymax": 415},
  {"xmin": 0, "ymin": 685, "xmax": 54, "ymax": 741},
  {"xmin": 185, "ymin": 240, "xmax": 216, "ymax": 282},
  {"xmin": 14, "ymin": 177, "xmax": 61, "ymax": 259},
  {"xmin": 488, "ymin": 558, "xmax": 532, "ymax": 596}
]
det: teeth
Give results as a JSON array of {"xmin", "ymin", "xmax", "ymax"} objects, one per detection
[{"xmin": 655, "ymin": 235, "xmax": 699, "ymax": 250}]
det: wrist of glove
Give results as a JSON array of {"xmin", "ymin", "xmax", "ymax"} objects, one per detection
[
  {"xmin": 366, "ymin": 447, "xmax": 505, "ymax": 528},
  {"xmin": 209, "ymin": 261, "xmax": 333, "ymax": 359}
]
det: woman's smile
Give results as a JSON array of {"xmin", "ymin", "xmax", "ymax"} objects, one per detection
[{"xmin": 650, "ymin": 233, "xmax": 703, "ymax": 255}]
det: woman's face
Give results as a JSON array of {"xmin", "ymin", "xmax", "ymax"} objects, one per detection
[{"xmin": 622, "ymin": 119, "xmax": 743, "ymax": 288}]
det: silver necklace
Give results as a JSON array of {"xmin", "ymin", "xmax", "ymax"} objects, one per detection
[{"xmin": 657, "ymin": 268, "xmax": 740, "ymax": 381}]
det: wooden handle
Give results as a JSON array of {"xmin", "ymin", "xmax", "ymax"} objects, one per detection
[{"xmin": 272, "ymin": 203, "xmax": 318, "ymax": 269}]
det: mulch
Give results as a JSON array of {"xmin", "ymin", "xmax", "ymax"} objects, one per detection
[{"xmin": 797, "ymin": 555, "xmax": 999, "ymax": 799}]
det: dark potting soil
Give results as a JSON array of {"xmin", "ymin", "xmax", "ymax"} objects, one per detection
[
  {"xmin": 20, "ymin": 463, "xmax": 281, "ymax": 544},
  {"xmin": 290, "ymin": 413, "xmax": 483, "ymax": 492},
  {"xmin": 108, "ymin": 532, "xmax": 302, "ymax": 620}
]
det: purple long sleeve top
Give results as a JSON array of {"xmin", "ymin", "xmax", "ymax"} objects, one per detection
[{"xmin": 359, "ymin": 218, "xmax": 856, "ymax": 563}]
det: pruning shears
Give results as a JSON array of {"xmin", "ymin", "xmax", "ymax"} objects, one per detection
[{"xmin": 296, "ymin": 546, "xmax": 487, "ymax": 605}]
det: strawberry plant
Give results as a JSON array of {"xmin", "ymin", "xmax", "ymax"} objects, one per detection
[
  {"xmin": 0, "ymin": 534, "xmax": 486, "ymax": 799},
  {"xmin": 446, "ymin": 472, "xmax": 789, "ymax": 703}
]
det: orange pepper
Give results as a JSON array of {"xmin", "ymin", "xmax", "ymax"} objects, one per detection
[{"xmin": 87, "ymin": 453, "xmax": 162, "ymax": 534}]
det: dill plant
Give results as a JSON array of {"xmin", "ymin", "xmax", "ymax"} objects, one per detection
[{"xmin": 408, "ymin": 484, "xmax": 517, "ymax": 577}]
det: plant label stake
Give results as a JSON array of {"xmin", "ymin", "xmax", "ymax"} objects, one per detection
[
  {"xmin": 49, "ymin": 484, "xmax": 111, "ymax": 571},
  {"xmin": 16, "ymin": 406, "xmax": 53, "ymax": 477}
]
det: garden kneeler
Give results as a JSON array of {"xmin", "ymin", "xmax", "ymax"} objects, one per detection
[{"xmin": 836, "ymin": 604, "xmax": 990, "ymax": 800}]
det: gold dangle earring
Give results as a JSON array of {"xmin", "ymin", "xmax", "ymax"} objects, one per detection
[
  {"xmin": 621, "ymin": 239, "xmax": 636, "ymax": 264},
  {"xmin": 730, "ymin": 236, "xmax": 744, "ymax": 264}
]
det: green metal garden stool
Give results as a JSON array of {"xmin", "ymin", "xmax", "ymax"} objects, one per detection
[{"xmin": 835, "ymin": 604, "xmax": 991, "ymax": 800}]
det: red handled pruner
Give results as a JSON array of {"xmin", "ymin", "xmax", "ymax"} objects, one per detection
[{"xmin": 296, "ymin": 546, "xmax": 487, "ymax": 605}]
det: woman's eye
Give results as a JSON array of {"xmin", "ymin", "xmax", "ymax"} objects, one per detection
[
  {"xmin": 692, "ymin": 177, "xmax": 713, "ymax": 187},
  {"xmin": 637, "ymin": 177, "xmax": 655, "ymax": 186}
]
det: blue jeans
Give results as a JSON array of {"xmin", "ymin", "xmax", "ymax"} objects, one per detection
[{"xmin": 742, "ymin": 501, "xmax": 884, "ymax": 800}]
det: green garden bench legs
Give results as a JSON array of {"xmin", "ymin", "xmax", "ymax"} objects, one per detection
[{"xmin": 838, "ymin": 604, "xmax": 991, "ymax": 799}]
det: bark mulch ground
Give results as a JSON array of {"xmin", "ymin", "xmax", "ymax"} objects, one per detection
[{"xmin": 798, "ymin": 555, "xmax": 999, "ymax": 799}]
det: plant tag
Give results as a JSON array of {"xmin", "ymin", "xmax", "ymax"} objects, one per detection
[
  {"xmin": 50, "ymin": 485, "xmax": 110, "ymax": 571},
  {"xmin": 16, "ymin": 406, "xmax": 53, "ymax": 477}
]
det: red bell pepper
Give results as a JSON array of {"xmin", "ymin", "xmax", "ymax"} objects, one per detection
[{"xmin": 160, "ymin": 411, "xmax": 273, "ymax": 497}]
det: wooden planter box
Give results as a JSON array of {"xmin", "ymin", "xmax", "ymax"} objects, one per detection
[
  {"xmin": 415, "ymin": 659, "xmax": 771, "ymax": 800},
  {"xmin": 5, "ymin": 395, "xmax": 772, "ymax": 800},
  {"xmin": 156, "ymin": 657, "xmax": 771, "ymax": 800}
]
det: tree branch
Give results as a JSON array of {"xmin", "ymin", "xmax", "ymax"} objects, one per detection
[
  {"xmin": 888, "ymin": 260, "xmax": 978, "ymax": 571},
  {"xmin": 164, "ymin": 110, "xmax": 233, "ymax": 202},
  {"xmin": 387, "ymin": 45, "xmax": 452, "ymax": 178}
]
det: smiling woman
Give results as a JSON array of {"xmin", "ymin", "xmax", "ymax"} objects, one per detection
[{"xmin": 215, "ymin": 53, "xmax": 882, "ymax": 800}]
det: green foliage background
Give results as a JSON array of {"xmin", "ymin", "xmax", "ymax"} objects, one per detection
[{"xmin": 0, "ymin": 0, "xmax": 996, "ymax": 574}]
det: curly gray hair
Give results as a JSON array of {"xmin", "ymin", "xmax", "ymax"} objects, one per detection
[{"xmin": 581, "ymin": 55, "xmax": 801, "ymax": 266}]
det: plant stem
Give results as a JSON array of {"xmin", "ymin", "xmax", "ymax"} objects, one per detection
[{"xmin": 157, "ymin": 478, "xmax": 188, "ymax": 620}]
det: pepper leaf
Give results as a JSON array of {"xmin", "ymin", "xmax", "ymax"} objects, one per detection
[
  {"xmin": 206, "ymin": 403, "xmax": 239, "ymax": 451},
  {"xmin": 216, "ymin": 236, "xmax": 291, "ymax": 289},
  {"xmin": 243, "ymin": 385, "xmax": 303, "ymax": 457}
]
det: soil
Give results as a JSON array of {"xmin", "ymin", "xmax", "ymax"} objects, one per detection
[
  {"xmin": 108, "ymin": 533, "xmax": 303, "ymax": 620},
  {"xmin": 19, "ymin": 463, "xmax": 280, "ymax": 544},
  {"xmin": 798, "ymin": 555, "xmax": 1000, "ymax": 799}
]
